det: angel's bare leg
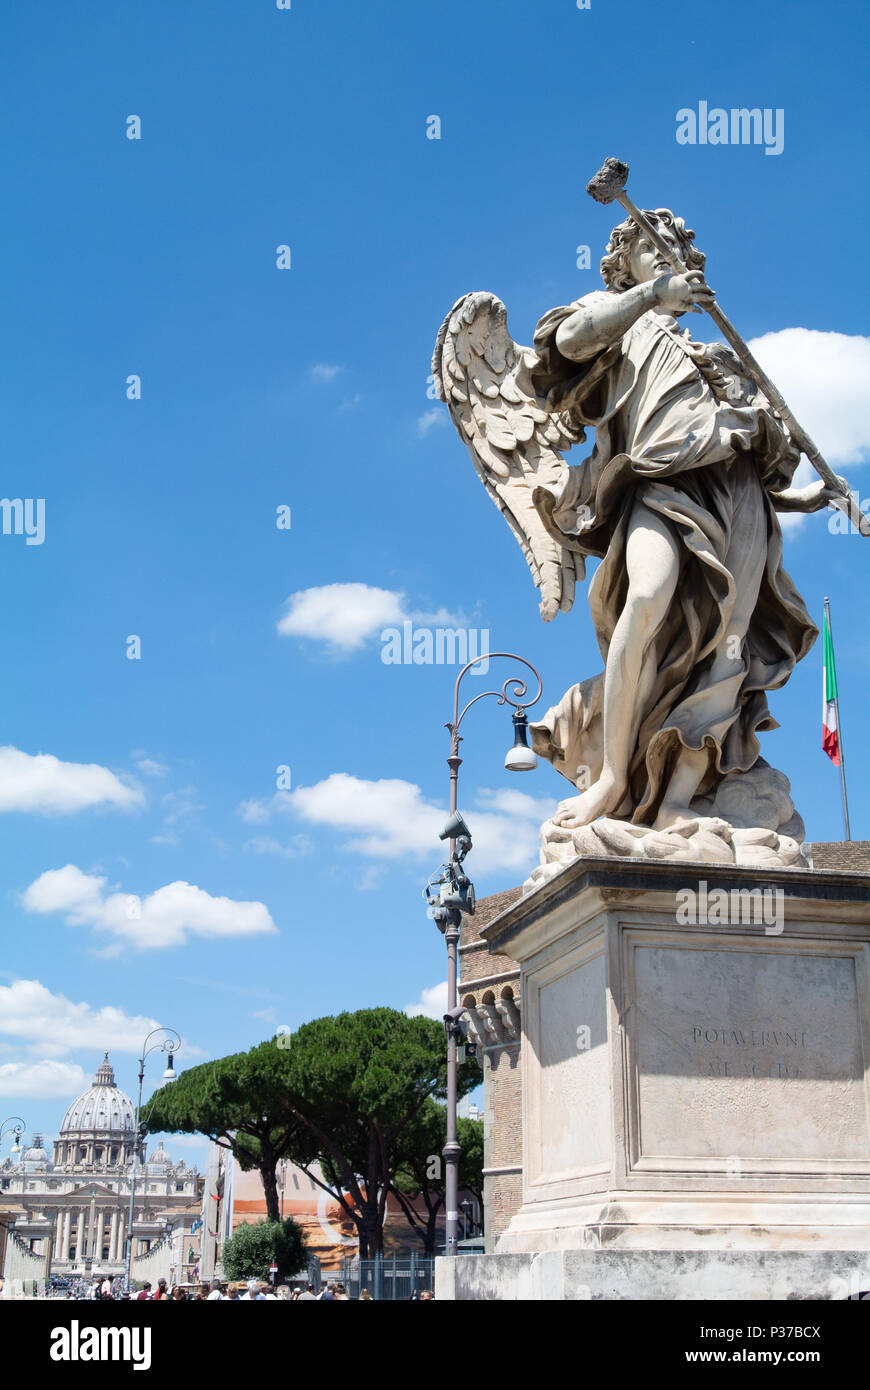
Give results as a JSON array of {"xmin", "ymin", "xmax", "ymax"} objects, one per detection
[{"xmin": 554, "ymin": 500, "xmax": 680, "ymax": 828}]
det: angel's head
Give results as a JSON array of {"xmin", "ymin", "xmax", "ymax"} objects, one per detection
[{"xmin": 600, "ymin": 209, "xmax": 705, "ymax": 291}]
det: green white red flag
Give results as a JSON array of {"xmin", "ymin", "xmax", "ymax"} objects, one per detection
[{"xmin": 822, "ymin": 611, "xmax": 840, "ymax": 765}]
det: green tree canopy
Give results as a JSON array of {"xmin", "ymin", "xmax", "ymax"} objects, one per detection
[
  {"xmin": 220, "ymin": 1218, "xmax": 306, "ymax": 1284},
  {"xmin": 143, "ymin": 1046, "xmax": 304, "ymax": 1221},
  {"xmin": 278, "ymin": 1008, "xmax": 479, "ymax": 1257},
  {"xmin": 145, "ymin": 1007, "xmax": 477, "ymax": 1257}
]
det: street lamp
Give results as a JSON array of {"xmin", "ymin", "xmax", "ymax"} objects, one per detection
[
  {"xmin": 124, "ymin": 1028, "xmax": 180, "ymax": 1287},
  {"xmin": 431, "ymin": 652, "xmax": 542, "ymax": 1259},
  {"xmin": 0, "ymin": 1117, "xmax": 27, "ymax": 1157}
]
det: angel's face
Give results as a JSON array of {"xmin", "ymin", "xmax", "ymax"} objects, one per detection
[{"xmin": 627, "ymin": 221, "xmax": 682, "ymax": 285}]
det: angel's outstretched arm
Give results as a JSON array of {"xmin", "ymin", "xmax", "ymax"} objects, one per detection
[
  {"xmin": 555, "ymin": 284, "xmax": 658, "ymax": 362},
  {"xmin": 556, "ymin": 269, "xmax": 712, "ymax": 362}
]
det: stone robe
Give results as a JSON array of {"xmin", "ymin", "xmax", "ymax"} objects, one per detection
[{"xmin": 528, "ymin": 291, "xmax": 817, "ymax": 824}]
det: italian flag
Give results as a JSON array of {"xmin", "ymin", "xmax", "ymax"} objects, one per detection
[{"xmin": 822, "ymin": 611, "xmax": 840, "ymax": 765}]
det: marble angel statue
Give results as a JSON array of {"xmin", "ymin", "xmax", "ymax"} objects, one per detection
[{"xmin": 432, "ymin": 206, "xmax": 844, "ymax": 876}]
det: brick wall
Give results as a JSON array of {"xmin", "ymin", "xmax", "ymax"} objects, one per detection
[{"xmin": 460, "ymin": 887, "xmax": 523, "ymax": 1249}]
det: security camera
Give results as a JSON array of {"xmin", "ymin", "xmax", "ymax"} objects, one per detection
[
  {"xmin": 427, "ymin": 904, "xmax": 460, "ymax": 933},
  {"xmin": 439, "ymin": 810, "xmax": 472, "ymax": 846},
  {"xmin": 440, "ymin": 875, "xmax": 476, "ymax": 916},
  {"xmin": 443, "ymin": 1005, "xmax": 467, "ymax": 1022}
]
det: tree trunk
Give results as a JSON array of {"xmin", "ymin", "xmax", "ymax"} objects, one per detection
[
  {"xmin": 424, "ymin": 1199, "xmax": 442, "ymax": 1257},
  {"xmin": 260, "ymin": 1161, "xmax": 281, "ymax": 1223},
  {"xmin": 358, "ymin": 1202, "xmax": 383, "ymax": 1259}
]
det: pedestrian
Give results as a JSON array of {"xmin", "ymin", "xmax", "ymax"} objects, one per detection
[
  {"xmin": 296, "ymin": 1282, "xmax": 316, "ymax": 1301},
  {"xmin": 240, "ymin": 1278, "xmax": 265, "ymax": 1301},
  {"xmin": 359, "ymin": 1289, "xmax": 373, "ymax": 1302},
  {"xmin": 317, "ymin": 1282, "xmax": 336, "ymax": 1301},
  {"xmin": 171, "ymin": 1285, "xmax": 189, "ymax": 1301},
  {"xmin": 333, "ymin": 1283, "xmax": 350, "ymax": 1301},
  {"xmin": 152, "ymin": 1278, "xmax": 169, "ymax": 1302},
  {"xmin": 206, "ymin": 1278, "xmax": 223, "ymax": 1301},
  {"xmin": 420, "ymin": 1289, "xmax": 435, "ymax": 1301},
  {"xmin": 136, "ymin": 1282, "xmax": 152, "ymax": 1301},
  {"xmin": 223, "ymin": 1282, "xmax": 241, "ymax": 1301}
]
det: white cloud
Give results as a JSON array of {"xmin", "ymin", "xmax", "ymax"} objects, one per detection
[
  {"xmin": 252, "ymin": 1007, "xmax": 277, "ymax": 1025},
  {"xmin": 277, "ymin": 583, "xmax": 405, "ymax": 652},
  {"xmin": 21, "ymin": 865, "xmax": 278, "ymax": 951},
  {"xmin": 748, "ymin": 328, "xmax": 870, "ymax": 468},
  {"xmin": 0, "ymin": 979, "xmax": 160, "ymax": 1057},
  {"xmin": 310, "ymin": 363, "xmax": 342, "ymax": 382},
  {"xmin": 158, "ymin": 1133, "xmax": 208, "ymax": 1151},
  {"xmin": 0, "ymin": 1059, "xmax": 89, "ymax": 1100},
  {"xmin": 405, "ymin": 981, "xmax": 447, "ymax": 1019},
  {"xmin": 417, "ymin": 408, "xmax": 447, "ymax": 437},
  {"xmin": 339, "ymin": 393, "xmax": 364, "ymax": 411},
  {"xmin": 243, "ymin": 834, "xmax": 312, "ymax": 858},
  {"xmin": 286, "ymin": 773, "xmax": 547, "ymax": 875},
  {"xmin": 276, "ymin": 583, "xmax": 474, "ymax": 656},
  {"xmin": 131, "ymin": 753, "xmax": 169, "ymax": 779},
  {"xmin": 0, "ymin": 747, "xmax": 143, "ymax": 815}
]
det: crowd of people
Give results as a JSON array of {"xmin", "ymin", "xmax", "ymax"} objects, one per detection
[{"xmin": 21, "ymin": 1273, "xmax": 435, "ymax": 1301}]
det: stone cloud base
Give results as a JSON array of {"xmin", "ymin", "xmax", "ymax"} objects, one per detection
[{"xmin": 439, "ymin": 856, "xmax": 870, "ymax": 1300}]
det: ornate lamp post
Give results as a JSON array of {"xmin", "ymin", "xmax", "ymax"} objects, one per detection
[
  {"xmin": 123, "ymin": 1028, "xmax": 180, "ymax": 1287},
  {"xmin": 0, "ymin": 1117, "xmax": 27, "ymax": 1157},
  {"xmin": 435, "ymin": 653, "xmax": 542, "ymax": 1258}
]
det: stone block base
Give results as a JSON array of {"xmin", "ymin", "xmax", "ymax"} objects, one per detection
[{"xmin": 435, "ymin": 1249, "xmax": 870, "ymax": 1301}]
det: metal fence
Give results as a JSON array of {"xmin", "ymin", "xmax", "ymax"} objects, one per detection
[{"xmin": 340, "ymin": 1254, "xmax": 437, "ymax": 1301}]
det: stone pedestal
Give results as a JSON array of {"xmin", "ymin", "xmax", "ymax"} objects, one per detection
[{"xmin": 438, "ymin": 856, "xmax": 870, "ymax": 1300}]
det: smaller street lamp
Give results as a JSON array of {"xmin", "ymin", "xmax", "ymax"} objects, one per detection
[
  {"xmin": 124, "ymin": 1029, "xmax": 181, "ymax": 1287},
  {"xmin": 0, "ymin": 1116, "xmax": 27, "ymax": 1157},
  {"xmin": 427, "ymin": 652, "xmax": 543, "ymax": 1260}
]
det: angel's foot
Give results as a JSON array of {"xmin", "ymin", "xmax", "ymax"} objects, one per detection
[{"xmin": 553, "ymin": 773, "xmax": 626, "ymax": 829}]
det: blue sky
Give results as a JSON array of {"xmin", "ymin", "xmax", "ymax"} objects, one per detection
[{"xmin": 1, "ymin": 0, "xmax": 869, "ymax": 1157}]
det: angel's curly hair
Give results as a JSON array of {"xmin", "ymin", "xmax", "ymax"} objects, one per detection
[{"xmin": 601, "ymin": 209, "xmax": 705, "ymax": 291}]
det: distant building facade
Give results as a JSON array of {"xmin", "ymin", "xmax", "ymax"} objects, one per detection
[{"xmin": 0, "ymin": 1054, "xmax": 201, "ymax": 1283}]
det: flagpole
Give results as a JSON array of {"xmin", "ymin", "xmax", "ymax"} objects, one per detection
[{"xmin": 824, "ymin": 596, "xmax": 852, "ymax": 841}]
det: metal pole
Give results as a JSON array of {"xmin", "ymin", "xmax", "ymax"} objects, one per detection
[
  {"xmin": 124, "ymin": 1060, "xmax": 145, "ymax": 1286},
  {"xmin": 825, "ymin": 597, "xmax": 852, "ymax": 841},
  {"xmin": 444, "ymin": 723, "xmax": 461, "ymax": 1260},
  {"xmin": 441, "ymin": 653, "xmax": 542, "ymax": 1258}
]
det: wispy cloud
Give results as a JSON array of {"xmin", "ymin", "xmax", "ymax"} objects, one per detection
[
  {"xmin": 0, "ymin": 979, "xmax": 161, "ymax": 1057},
  {"xmin": 0, "ymin": 1059, "xmax": 89, "ymax": 1100},
  {"xmin": 416, "ymin": 408, "xmax": 448, "ymax": 437},
  {"xmin": 259, "ymin": 773, "xmax": 549, "ymax": 876},
  {"xmin": 310, "ymin": 363, "xmax": 342, "ymax": 383},
  {"xmin": 131, "ymin": 751, "xmax": 169, "ymax": 779}
]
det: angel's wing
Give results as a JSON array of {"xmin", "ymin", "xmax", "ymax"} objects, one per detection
[{"xmin": 432, "ymin": 291, "xmax": 586, "ymax": 621}]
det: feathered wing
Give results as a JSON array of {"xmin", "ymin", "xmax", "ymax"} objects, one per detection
[{"xmin": 432, "ymin": 292, "xmax": 586, "ymax": 621}]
